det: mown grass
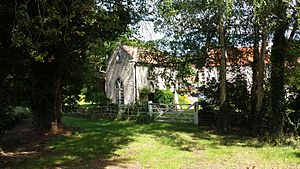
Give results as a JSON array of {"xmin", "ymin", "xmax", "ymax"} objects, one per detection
[{"xmin": 9, "ymin": 117, "xmax": 300, "ymax": 169}]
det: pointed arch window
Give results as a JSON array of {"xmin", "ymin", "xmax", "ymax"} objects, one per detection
[
  {"xmin": 149, "ymin": 81, "xmax": 155, "ymax": 93},
  {"xmin": 116, "ymin": 51, "xmax": 122, "ymax": 63},
  {"xmin": 115, "ymin": 78, "xmax": 124, "ymax": 105}
]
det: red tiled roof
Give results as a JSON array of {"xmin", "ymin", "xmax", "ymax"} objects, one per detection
[
  {"xmin": 121, "ymin": 45, "xmax": 299, "ymax": 68},
  {"xmin": 206, "ymin": 48, "xmax": 270, "ymax": 67}
]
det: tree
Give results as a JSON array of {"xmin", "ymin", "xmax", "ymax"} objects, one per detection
[
  {"xmin": 250, "ymin": 0, "xmax": 270, "ymax": 135},
  {"xmin": 0, "ymin": 0, "xmax": 32, "ymax": 130},
  {"xmin": 154, "ymin": 0, "xmax": 237, "ymax": 131},
  {"xmin": 4, "ymin": 0, "xmax": 145, "ymax": 132},
  {"xmin": 217, "ymin": 0, "xmax": 235, "ymax": 131},
  {"xmin": 270, "ymin": 0, "xmax": 299, "ymax": 135}
]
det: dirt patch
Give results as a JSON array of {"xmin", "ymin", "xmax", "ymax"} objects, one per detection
[
  {"xmin": 88, "ymin": 156, "xmax": 143, "ymax": 169},
  {"xmin": 0, "ymin": 119, "xmax": 140, "ymax": 169},
  {"xmin": 105, "ymin": 162, "xmax": 142, "ymax": 169},
  {"xmin": 0, "ymin": 119, "xmax": 74, "ymax": 168}
]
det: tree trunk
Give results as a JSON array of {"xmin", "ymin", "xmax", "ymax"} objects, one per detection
[
  {"xmin": 52, "ymin": 64, "xmax": 62, "ymax": 132},
  {"xmin": 251, "ymin": 18, "xmax": 260, "ymax": 134},
  {"xmin": 31, "ymin": 60, "xmax": 62, "ymax": 132},
  {"xmin": 251, "ymin": 17, "xmax": 267, "ymax": 135},
  {"xmin": 32, "ymin": 62, "xmax": 52, "ymax": 131},
  {"xmin": 256, "ymin": 18, "xmax": 267, "ymax": 133},
  {"xmin": 219, "ymin": 15, "xmax": 227, "ymax": 132},
  {"xmin": 270, "ymin": 4, "xmax": 287, "ymax": 135}
]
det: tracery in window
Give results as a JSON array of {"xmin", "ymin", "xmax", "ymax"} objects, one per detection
[
  {"xmin": 116, "ymin": 51, "xmax": 122, "ymax": 63},
  {"xmin": 115, "ymin": 78, "xmax": 124, "ymax": 105},
  {"xmin": 149, "ymin": 81, "xmax": 155, "ymax": 93}
]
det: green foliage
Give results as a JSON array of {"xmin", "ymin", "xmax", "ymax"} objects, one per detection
[
  {"xmin": 139, "ymin": 87, "xmax": 151, "ymax": 102},
  {"xmin": 154, "ymin": 89, "xmax": 174, "ymax": 104},
  {"xmin": 84, "ymin": 91, "xmax": 111, "ymax": 106},
  {"xmin": 63, "ymin": 94, "xmax": 81, "ymax": 110},
  {"xmin": 201, "ymin": 69, "xmax": 299, "ymax": 136},
  {"xmin": 117, "ymin": 103, "xmax": 152, "ymax": 123},
  {"xmin": 200, "ymin": 78, "xmax": 220, "ymax": 109},
  {"xmin": 178, "ymin": 95, "xmax": 191, "ymax": 105},
  {"xmin": 0, "ymin": 0, "xmax": 148, "ymax": 131},
  {"xmin": 286, "ymin": 64, "xmax": 300, "ymax": 90},
  {"xmin": 284, "ymin": 82, "xmax": 300, "ymax": 136},
  {"xmin": 286, "ymin": 40, "xmax": 300, "ymax": 91},
  {"xmin": 177, "ymin": 88, "xmax": 189, "ymax": 95},
  {"xmin": 270, "ymin": 0, "xmax": 289, "ymax": 135},
  {"xmin": 228, "ymin": 71, "xmax": 250, "ymax": 114},
  {"xmin": 135, "ymin": 113, "xmax": 154, "ymax": 124},
  {"xmin": 124, "ymin": 111, "xmax": 154, "ymax": 124},
  {"xmin": 0, "ymin": 106, "xmax": 31, "ymax": 131},
  {"xmin": 176, "ymin": 64, "xmax": 196, "ymax": 81},
  {"xmin": 200, "ymin": 68, "xmax": 251, "ymax": 128}
]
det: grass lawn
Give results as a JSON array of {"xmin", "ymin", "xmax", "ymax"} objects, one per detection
[{"xmin": 3, "ymin": 117, "xmax": 300, "ymax": 169}]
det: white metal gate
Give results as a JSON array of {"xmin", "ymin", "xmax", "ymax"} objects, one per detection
[{"xmin": 148, "ymin": 102, "xmax": 199, "ymax": 124}]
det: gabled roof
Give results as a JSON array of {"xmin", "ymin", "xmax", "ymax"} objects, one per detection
[
  {"xmin": 120, "ymin": 45, "xmax": 139, "ymax": 62},
  {"xmin": 120, "ymin": 45, "xmax": 169, "ymax": 65}
]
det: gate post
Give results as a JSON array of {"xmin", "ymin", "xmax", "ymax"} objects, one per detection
[
  {"xmin": 148, "ymin": 101, "xmax": 153, "ymax": 118},
  {"xmin": 194, "ymin": 102, "xmax": 199, "ymax": 125}
]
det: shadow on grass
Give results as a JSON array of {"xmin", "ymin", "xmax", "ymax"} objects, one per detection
[
  {"xmin": 2, "ymin": 117, "xmax": 140, "ymax": 169},
  {"xmin": 294, "ymin": 152, "xmax": 300, "ymax": 158},
  {"xmin": 134, "ymin": 122, "xmax": 262, "ymax": 150},
  {"xmin": 3, "ymin": 117, "xmax": 298, "ymax": 168},
  {"xmin": 133, "ymin": 122, "xmax": 288, "ymax": 152},
  {"xmin": 135, "ymin": 123, "xmax": 216, "ymax": 151}
]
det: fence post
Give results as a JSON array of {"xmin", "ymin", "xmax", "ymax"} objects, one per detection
[
  {"xmin": 148, "ymin": 101, "xmax": 153, "ymax": 118},
  {"xmin": 194, "ymin": 102, "xmax": 199, "ymax": 125}
]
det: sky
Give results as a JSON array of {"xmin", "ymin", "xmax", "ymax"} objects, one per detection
[{"xmin": 135, "ymin": 21, "xmax": 164, "ymax": 41}]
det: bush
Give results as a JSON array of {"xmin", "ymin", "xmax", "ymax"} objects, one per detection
[
  {"xmin": 118, "ymin": 104, "xmax": 153, "ymax": 123},
  {"xmin": 135, "ymin": 113, "xmax": 154, "ymax": 124},
  {"xmin": 178, "ymin": 95, "xmax": 191, "ymax": 104},
  {"xmin": 63, "ymin": 95, "xmax": 80, "ymax": 110},
  {"xmin": 177, "ymin": 88, "xmax": 189, "ymax": 95},
  {"xmin": 154, "ymin": 89, "xmax": 174, "ymax": 104},
  {"xmin": 85, "ymin": 91, "xmax": 111, "ymax": 106},
  {"xmin": 139, "ymin": 87, "xmax": 151, "ymax": 104},
  {"xmin": 0, "ymin": 106, "xmax": 31, "ymax": 131},
  {"xmin": 199, "ymin": 72, "xmax": 251, "ymax": 128}
]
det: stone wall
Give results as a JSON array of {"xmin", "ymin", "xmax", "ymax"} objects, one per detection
[
  {"xmin": 106, "ymin": 45, "xmax": 179, "ymax": 105},
  {"xmin": 105, "ymin": 46, "xmax": 135, "ymax": 104}
]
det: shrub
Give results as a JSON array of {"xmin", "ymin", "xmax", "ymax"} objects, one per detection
[
  {"xmin": 0, "ymin": 106, "xmax": 31, "ymax": 131},
  {"xmin": 63, "ymin": 95, "xmax": 80, "ymax": 110},
  {"xmin": 135, "ymin": 113, "xmax": 153, "ymax": 124},
  {"xmin": 139, "ymin": 87, "xmax": 151, "ymax": 103},
  {"xmin": 118, "ymin": 104, "xmax": 153, "ymax": 123},
  {"xmin": 154, "ymin": 89, "xmax": 174, "ymax": 104},
  {"xmin": 177, "ymin": 88, "xmax": 189, "ymax": 95},
  {"xmin": 85, "ymin": 91, "xmax": 111, "ymax": 106},
  {"xmin": 199, "ymin": 72, "xmax": 251, "ymax": 128},
  {"xmin": 178, "ymin": 95, "xmax": 191, "ymax": 104}
]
